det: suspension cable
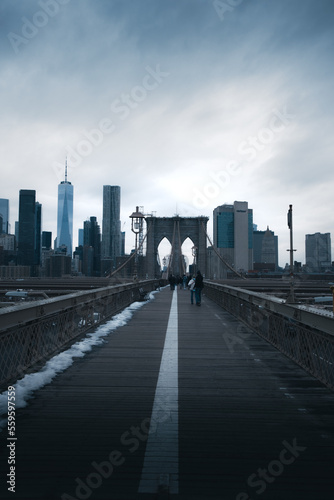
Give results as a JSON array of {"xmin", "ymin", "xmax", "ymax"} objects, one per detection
[
  {"xmin": 166, "ymin": 219, "xmax": 176, "ymax": 277},
  {"xmin": 106, "ymin": 222, "xmax": 152, "ymax": 279},
  {"xmin": 177, "ymin": 219, "xmax": 186, "ymax": 275},
  {"xmin": 201, "ymin": 222, "xmax": 246, "ymax": 280}
]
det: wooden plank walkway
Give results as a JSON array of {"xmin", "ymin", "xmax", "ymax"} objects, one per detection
[{"xmin": 0, "ymin": 286, "xmax": 334, "ymax": 499}]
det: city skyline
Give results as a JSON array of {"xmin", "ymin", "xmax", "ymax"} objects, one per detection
[
  {"xmin": 1, "ymin": 1, "xmax": 334, "ymax": 266},
  {"xmin": 1, "ymin": 182, "xmax": 333, "ymax": 271}
]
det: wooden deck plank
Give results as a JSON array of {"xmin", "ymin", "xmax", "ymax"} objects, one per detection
[
  {"xmin": 177, "ymin": 288, "xmax": 334, "ymax": 499},
  {"xmin": 0, "ymin": 286, "xmax": 333, "ymax": 499}
]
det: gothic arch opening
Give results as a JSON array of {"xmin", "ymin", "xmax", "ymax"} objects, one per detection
[
  {"xmin": 181, "ymin": 237, "xmax": 195, "ymax": 273},
  {"xmin": 157, "ymin": 237, "xmax": 172, "ymax": 277}
]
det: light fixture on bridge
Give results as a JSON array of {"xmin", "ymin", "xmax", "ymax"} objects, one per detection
[
  {"xmin": 129, "ymin": 206, "xmax": 145, "ymax": 280},
  {"xmin": 192, "ymin": 245, "xmax": 198, "ymax": 275}
]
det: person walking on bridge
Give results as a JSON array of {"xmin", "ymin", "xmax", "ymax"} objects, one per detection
[
  {"xmin": 188, "ymin": 275, "xmax": 196, "ymax": 304},
  {"xmin": 168, "ymin": 274, "xmax": 176, "ymax": 290},
  {"xmin": 194, "ymin": 270, "xmax": 204, "ymax": 306}
]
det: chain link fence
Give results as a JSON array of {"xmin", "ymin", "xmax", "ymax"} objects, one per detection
[
  {"xmin": 0, "ymin": 280, "xmax": 160, "ymax": 390},
  {"xmin": 204, "ymin": 281, "xmax": 334, "ymax": 390}
]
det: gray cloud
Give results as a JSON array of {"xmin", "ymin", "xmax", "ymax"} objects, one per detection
[{"xmin": 1, "ymin": 0, "xmax": 334, "ymax": 264}]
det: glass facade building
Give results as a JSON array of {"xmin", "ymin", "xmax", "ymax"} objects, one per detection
[
  {"xmin": 213, "ymin": 201, "xmax": 253, "ymax": 275},
  {"xmin": 57, "ymin": 177, "xmax": 73, "ymax": 256},
  {"xmin": 0, "ymin": 198, "xmax": 9, "ymax": 233},
  {"xmin": 102, "ymin": 185, "xmax": 121, "ymax": 264}
]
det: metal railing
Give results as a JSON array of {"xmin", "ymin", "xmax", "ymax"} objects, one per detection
[
  {"xmin": 0, "ymin": 280, "xmax": 161, "ymax": 390},
  {"xmin": 204, "ymin": 281, "xmax": 334, "ymax": 390}
]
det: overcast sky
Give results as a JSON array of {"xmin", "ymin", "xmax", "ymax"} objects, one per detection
[{"xmin": 1, "ymin": 0, "xmax": 334, "ymax": 267}]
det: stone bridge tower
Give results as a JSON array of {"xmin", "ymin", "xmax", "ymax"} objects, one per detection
[{"xmin": 145, "ymin": 215, "xmax": 209, "ymax": 278}]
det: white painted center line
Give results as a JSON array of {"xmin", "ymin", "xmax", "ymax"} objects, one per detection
[{"xmin": 138, "ymin": 288, "xmax": 179, "ymax": 495}]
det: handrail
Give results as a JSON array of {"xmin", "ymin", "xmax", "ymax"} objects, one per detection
[
  {"xmin": 204, "ymin": 281, "xmax": 334, "ymax": 390},
  {"xmin": 0, "ymin": 280, "xmax": 158, "ymax": 333},
  {"xmin": 0, "ymin": 280, "xmax": 161, "ymax": 389},
  {"xmin": 204, "ymin": 281, "xmax": 334, "ymax": 336}
]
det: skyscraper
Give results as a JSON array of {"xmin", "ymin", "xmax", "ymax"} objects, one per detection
[
  {"xmin": 42, "ymin": 231, "xmax": 52, "ymax": 250},
  {"xmin": 102, "ymin": 186, "xmax": 121, "ymax": 265},
  {"xmin": 34, "ymin": 202, "xmax": 42, "ymax": 266},
  {"xmin": 213, "ymin": 201, "xmax": 253, "ymax": 275},
  {"xmin": 57, "ymin": 160, "xmax": 73, "ymax": 256},
  {"xmin": 83, "ymin": 216, "xmax": 101, "ymax": 276},
  {"xmin": 0, "ymin": 198, "xmax": 9, "ymax": 233},
  {"xmin": 305, "ymin": 232, "xmax": 331, "ymax": 272},
  {"xmin": 18, "ymin": 190, "xmax": 36, "ymax": 267},
  {"xmin": 253, "ymin": 226, "xmax": 279, "ymax": 271}
]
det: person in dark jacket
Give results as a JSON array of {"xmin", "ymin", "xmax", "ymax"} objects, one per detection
[
  {"xmin": 168, "ymin": 274, "xmax": 176, "ymax": 290},
  {"xmin": 194, "ymin": 270, "xmax": 204, "ymax": 306}
]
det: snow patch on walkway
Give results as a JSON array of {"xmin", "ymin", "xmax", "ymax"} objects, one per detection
[{"xmin": 0, "ymin": 291, "xmax": 158, "ymax": 430}]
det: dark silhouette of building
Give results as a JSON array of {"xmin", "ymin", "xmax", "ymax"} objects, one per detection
[
  {"xmin": 83, "ymin": 216, "xmax": 101, "ymax": 276},
  {"xmin": 42, "ymin": 231, "xmax": 52, "ymax": 250},
  {"xmin": 34, "ymin": 202, "xmax": 42, "ymax": 266},
  {"xmin": 18, "ymin": 190, "xmax": 36, "ymax": 268},
  {"xmin": 73, "ymin": 245, "xmax": 83, "ymax": 274},
  {"xmin": 46, "ymin": 254, "xmax": 72, "ymax": 277}
]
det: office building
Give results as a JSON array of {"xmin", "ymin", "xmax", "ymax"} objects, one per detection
[
  {"xmin": 83, "ymin": 216, "xmax": 101, "ymax": 276},
  {"xmin": 121, "ymin": 231, "xmax": 125, "ymax": 256},
  {"xmin": 0, "ymin": 234, "xmax": 15, "ymax": 252},
  {"xmin": 213, "ymin": 201, "xmax": 253, "ymax": 276},
  {"xmin": 305, "ymin": 232, "xmax": 331, "ymax": 272},
  {"xmin": 42, "ymin": 231, "xmax": 52, "ymax": 250},
  {"xmin": 56, "ymin": 160, "xmax": 73, "ymax": 256},
  {"xmin": 102, "ymin": 185, "xmax": 121, "ymax": 264},
  {"xmin": 253, "ymin": 227, "xmax": 279, "ymax": 271},
  {"xmin": 0, "ymin": 199, "xmax": 9, "ymax": 233},
  {"xmin": 46, "ymin": 254, "xmax": 72, "ymax": 278},
  {"xmin": 18, "ymin": 190, "xmax": 36, "ymax": 267},
  {"xmin": 35, "ymin": 202, "xmax": 42, "ymax": 266},
  {"xmin": 78, "ymin": 228, "xmax": 84, "ymax": 247}
]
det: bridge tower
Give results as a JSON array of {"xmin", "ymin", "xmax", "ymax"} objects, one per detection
[{"xmin": 145, "ymin": 215, "xmax": 209, "ymax": 278}]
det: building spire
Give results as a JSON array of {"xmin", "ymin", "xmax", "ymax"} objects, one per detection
[{"xmin": 65, "ymin": 157, "xmax": 68, "ymax": 183}]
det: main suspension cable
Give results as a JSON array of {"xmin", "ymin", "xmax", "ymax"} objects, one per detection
[
  {"xmin": 201, "ymin": 222, "xmax": 246, "ymax": 279},
  {"xmin": 106, "ymin": 222, "xmax": 152, "ymax": 279}
]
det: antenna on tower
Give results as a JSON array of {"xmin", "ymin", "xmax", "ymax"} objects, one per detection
[{"xmin": 65, "ymin": 157, "xmax": 68, "ymax": 182}]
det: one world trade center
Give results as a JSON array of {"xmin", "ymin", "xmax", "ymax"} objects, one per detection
[{"xmin": 56, "ymin": 159, "xmax": 73, "ymax": 256}]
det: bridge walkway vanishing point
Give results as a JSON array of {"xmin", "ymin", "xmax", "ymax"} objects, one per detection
[{"xmin": 0, "ymin": 286, "xmax": 334, "ymax": 500}]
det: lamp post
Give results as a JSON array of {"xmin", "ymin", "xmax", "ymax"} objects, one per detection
[
  {"xmin": 286, "ymin": 204, "xmax": 296, "ymax": 303},
  {"xmin": 129, "ymin": 206, "xmax": 145, "ymax": 280},
  {"xmin": 192, "ymin": 245, "xmax": 198, "ymax": 276}
]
